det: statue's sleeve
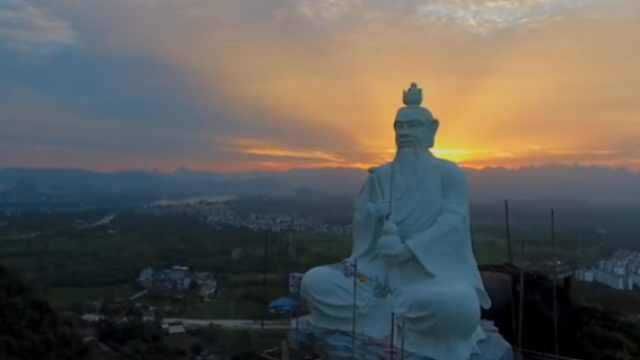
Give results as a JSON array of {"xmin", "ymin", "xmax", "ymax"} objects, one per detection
[
  {"xmin": 405, "ymin": 163, "xmax": 469, "ymax": 250},
  {"xmin": 404, "ymin": 163, "xmax": 491, "ymax": 308},
  {"xmin": 350, "ymin": 174, "xmax": 382, "ymax": 259}
]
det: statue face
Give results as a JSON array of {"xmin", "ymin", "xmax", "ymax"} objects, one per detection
[{"xmin": 394, "ymin": 108, "xmax": 439, "ymax": 150}]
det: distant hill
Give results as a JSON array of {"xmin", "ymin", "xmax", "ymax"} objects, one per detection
[
  {"xmin": 0, "ymin": 165, "xmax": 638, "ymax": 208},
  {"xmin": 466, "ymin": 166, "xmax": 640, "ymax": 206}
]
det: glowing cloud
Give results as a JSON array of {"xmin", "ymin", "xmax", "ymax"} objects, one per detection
[
  {"xmin": 416, "ymin": 0, "xmax": 602, "ymax": 33},
  {"xmin": 1, "ymin": 0, "xmax": 639, "ymax": 172},
  {"xmin": 0, "ymin": 0, "xmax": 76, "ymax": 53}
]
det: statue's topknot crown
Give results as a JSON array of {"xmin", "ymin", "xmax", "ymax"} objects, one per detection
[{"xmin": 403, "ymin": 82, "xmax": 423, "ymax": 106}]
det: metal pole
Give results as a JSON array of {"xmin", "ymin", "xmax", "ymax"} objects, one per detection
[
  {"xmin": 281, "ymin": 340, "xmax": 290, "ymax": 360},
  {"xmin": 390, "ymin": 312, "xmax": 395, "ymax": 360},
  {"xmin": 505, "ymin": 199, "xmax": 517, "ymax": 343},
  {"xmin": 400, "ymin": 318, "xmax": 405, "ymax": 360},
  {"xmin": 505, "ymin": 200, "xmax": 513, "ymax": 264},
  {"xmin": 551, "ymin": 209, "xmax": 559, "ymax": 357},
  {"xmin": 262, "ymin": 231, "xmax": 269, "ymax": 330},
  {"xmin": 284, "ymin": 232, "xmax": 290, "ymax": 291},
  {"xmin": 352, "ymin": 259, "xmax": 358, "ymax": 359},
  {"xmin": 295, "ymin": 315, "xmax": 299, "ymax": 344},
  {"xmin": 521, "ymin": 218, "xmax": 525, "ymax": 262},
  {"xmin": 517, "ymin": 220, "xmax": 526, "ymax": 360},
  {"xmin": 518, "ymin": 269, "xmax": 525, "ymax": 360},
  {"xmin": 551, "ymin": 209, "xmax": 556, "ymax": 251}
]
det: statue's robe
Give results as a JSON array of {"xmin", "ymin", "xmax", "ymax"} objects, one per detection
[{"xmin": 301, "ymin": 154, "xmax": 491, "ymax": 360}]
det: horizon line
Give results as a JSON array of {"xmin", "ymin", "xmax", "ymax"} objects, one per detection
[{"xmin": 0, "ymin": 163, "xmax": 639, "ymax": 176}]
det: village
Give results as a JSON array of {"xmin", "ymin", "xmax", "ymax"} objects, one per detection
[
  {"xmin": 77, "ymin": 263, "xmax": 304, "ymax": 334},
  {"xmin": 575, "ymin": 249, "xmax": 640, "ymax": 290},
  {"xmin": 146, "ymin": 199, "xmax": 352, "ymax": 234}
]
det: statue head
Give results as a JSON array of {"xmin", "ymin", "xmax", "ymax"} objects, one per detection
[{"xmin": 394, "ymin": 83, "xmax": 439, "ymax": 150}]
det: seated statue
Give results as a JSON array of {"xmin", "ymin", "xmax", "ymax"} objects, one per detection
[{"xmin": 301, "ymin": 83, "xmax": 492, "ymax": 360}]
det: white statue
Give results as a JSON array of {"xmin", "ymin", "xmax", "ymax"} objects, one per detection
[{"xmin": 301, "ymin": 83, "xmax": 492, "ymax": 360}]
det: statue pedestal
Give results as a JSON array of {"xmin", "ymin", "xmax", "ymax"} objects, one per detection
[{"xmin": 289, "ymin": 317, "xmax": 513, "ymax": 360}]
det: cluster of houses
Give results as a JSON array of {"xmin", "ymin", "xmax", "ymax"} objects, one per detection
[
  {"xmin": 146, "ymin": 199, "xmax": 351, "ymax": 234},
  {"xmin": 575, "ymin": 250, "xmax": 640, "ymax": 290},
  {"xmin": 209, "ymin": 212, "xmax": 351, "ymax": 234},
  {"xmin": 137, "ymin": 265, "xmax": 218, "ymax": 299}
]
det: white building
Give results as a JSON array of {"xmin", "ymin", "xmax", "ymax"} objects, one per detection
[
  {"xmin": 575, "ymin": 269, "xmax": 594, "ymax": 282},
  {"xmin": 577, "ymin": 250, "xmax": 640, "ymax": 290},
  {"xmin": 162, "ymin": 321, "xmax": 186, "ymax": 335}
]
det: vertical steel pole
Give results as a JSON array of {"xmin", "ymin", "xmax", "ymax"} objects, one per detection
[
  {"xmin": 352, "ymin": 260, "xmax": 358, "ymax": 359},
  {"xmin": 262, "ymin": 231, "xmax": 269, "ymax": 330},
  {"xmin": 551, "ymin": 209, "xmax": 559, "ymax": 357},
  {"xmin": 505, "ymin": 200, "xmax": 513, "ymax": 264},
  {"xmin": 505, "ymin": 200, "xmax": 518, "ymax": 343},
  {"xmin": 400, "ymin": 318, "xmax": 405, "ymax": 360},
  {"xmin": 518, "ymin": 269, "xmax": 525, "ymax": 359},
  {"xmin": 390, "ymin": 312, "xmax": 395, "ymax": 360}
]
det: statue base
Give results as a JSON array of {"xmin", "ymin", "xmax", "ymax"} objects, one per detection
[{"xmin": 289, "ymin": 317, "xmax": 513, "ymax": 360}]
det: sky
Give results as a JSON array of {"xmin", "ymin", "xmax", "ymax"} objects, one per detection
[{"xmin": 0, "ymin": 0, "xmax": 639, "ymax": 172}]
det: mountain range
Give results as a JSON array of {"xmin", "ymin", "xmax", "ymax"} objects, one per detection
[{"xmin": 0, "ymin": 165, "xmax": 638, "ymax": 207}]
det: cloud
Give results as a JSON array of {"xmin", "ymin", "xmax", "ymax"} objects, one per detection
[
  {"xmin": 296, "ymin": 0, "xmax": 365, "ymax": 21},
  {"xmin": 0, "ymin": 91, "xmax": 216, "ymax": 171},
  {"xmin": 287, "ymin": 0, "xmax": 618, "ymax": 34},
  {"xmin": 1, "ymin": 0, "xmax": 639, "ymax": 172},
  {"xmin": 462, "ymin": 147, "xmax": 640, "ymax": 170},
  {"xmin": 0, "ymin": 0, "xmax": 76, "ymax": 54},
  {"xmin": 415, "ymin": 0, "xmax": 602, "ymax": 34}
]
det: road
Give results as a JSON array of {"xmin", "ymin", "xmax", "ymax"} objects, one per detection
[{"xmin": 162, "ymin": 318, "xmax": 291, "ymax": 330}]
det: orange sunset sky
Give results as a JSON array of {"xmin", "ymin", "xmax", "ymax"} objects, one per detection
[{"xmin": 1, "ymin": 1, "xmax": 639, "ymax": 172}]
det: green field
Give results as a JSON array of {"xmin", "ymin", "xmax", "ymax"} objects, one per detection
[
  {"xmin": 0, "ymin": 210, "xmax": 610, "ymax": 320},
  {"xmin": 572, "ymin": 281, "xmax": 640, "ymax": 315},
  {"xmin": 47, "ymin": 284, "xmax": 133, "ymax": 309}
]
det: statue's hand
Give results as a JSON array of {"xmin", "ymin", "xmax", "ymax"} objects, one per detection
[
  {"xmin": 367, "ymin": 201, "xmax": 391, "ymax": 219},
  {"xmin": 377, "ymin": 220, "xmax": 412, "ymax": 263},
  {"xmin": 379, "ymin": 241, "xmax": 413, "ymax": 264}
]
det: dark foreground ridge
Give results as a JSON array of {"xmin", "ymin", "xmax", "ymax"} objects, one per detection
[
  {"xmin": 480, "ymin": 264, "xmax": 640, "ymax": 359},
  {"xmin": 0, "ymin": 265, "xmax": 87, "ymax": 360}
]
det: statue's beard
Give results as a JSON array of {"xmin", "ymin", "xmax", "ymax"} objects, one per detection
[
  {"xmin": 392, "ymin": 147, "xmax": 426, "ymax": 197},
  {"xmin": 394, "ymin": 147, "xmax": 422, "ymax": 171}
]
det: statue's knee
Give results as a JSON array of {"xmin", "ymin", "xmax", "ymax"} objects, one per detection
[
  {"xmin": 301, "ymin": 266, "xmax": 334, "ymax": 294},
  {"xmin": 407, "ymin": 285, "xmax": 480, "ymax": 321},
  {"xmin": 443, "ymin": 286, "xmax": 481, "ymax": 329}
]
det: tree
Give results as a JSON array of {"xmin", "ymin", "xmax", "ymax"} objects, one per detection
[{"xmin": 190, "ymin": 342, "xmax": 204, "ymax": 356}]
